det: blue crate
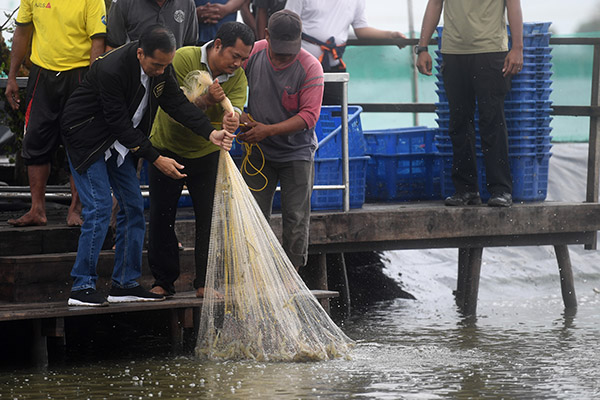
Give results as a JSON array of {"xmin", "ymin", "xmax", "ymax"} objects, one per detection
[
  {"xmin": 439, "ymin": 151, "xmax": 552, "ymax": 202},
  {"xmin": 272, "ymin": 156, "xmax": 369, "ymax": 211},
  {"xmin": 315, "ymin": 105, "xmax": 366, "ymax": 158},
  {"xmin": 514, "ymin": 70, "xmax": 553, "ymax": 82},
  {"xmin": 535, "ymin": 88, "xmax": 553, "ymax": 100},
  {"xmin": 505, "ymin": 88, "xmax": 538, "ymax": 101},
  {"xmin": 436, "ymin": 90, "xmax": 448, "ymax": 103},
  {"xmin": 521, "ymin": 62, "xmax": 553, "ymax": 73},
  {"xmin": 366, "ymin": 153, "xmax": 441, "ymax": 202},
  {"xmin": 364, "ymin": 127, "xmax": 438, "ymax": 155},
  {"xmin": 510, "ymin": 79, "xmax": 552, "ymax": 90},
  {"xmin": 435, "ymin": 135, "xmax": 551, "ymax": 155},
  {"xmin": 505, "ymin": 100, "xmax": 540, "ymax": 111},
  {"xmin": 504, "ymin": 108, "xmax": 538, "ymax": 119},
  {"xmin": 523, "ymin": 46, "xmax": 553, "ymax": 56}
]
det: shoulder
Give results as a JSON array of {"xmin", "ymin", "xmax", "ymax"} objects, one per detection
[
  {"xmin": 250, "ymin": 40, "xmax": 268, "ymax": 56},
  {"xmin": 176, "ymin": 45, "xmax": 202, "ymax": 59},
  {"xmin": 297, "ymin": 49, "xmax": 324, "ymax": 74}
]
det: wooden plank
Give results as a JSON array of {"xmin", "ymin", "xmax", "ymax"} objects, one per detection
[{"xmin": 0, "ymin": 290, "xmax": 339, "ymax": 322}]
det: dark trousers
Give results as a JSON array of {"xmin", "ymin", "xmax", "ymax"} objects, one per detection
[
  {"xmin": 441, "ymin": 52, "xmax": 513, "ymax": 195},
  {"xmin": 147, "ymin": 150, "xmax": 220, "ymax": 293},
  {"xmin": 241, "ymin": 149, "xmax": 314, "ymax": 269}
]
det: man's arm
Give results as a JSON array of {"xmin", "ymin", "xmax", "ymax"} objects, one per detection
[
  {"xmin": 504, "ymin": 0, "xmax": 524, "ymax": 77},
  {"xmin": 353, "ymin": 27, "xmax": 406, "ymax": 40},
  {"xmin": 239, "ymin": 0, "xmax": 256, "ymax": 37},
  {"xmin": 237, "ymin": 114, "xmax": 307, "ymax": 144},
  {"xmin": 199, "ymin": 0, "xmax": 246, "ymax": 24},
  {"xmin": 415, "ymin": 0, "xmax": 443, "ymax": 76},
  {"xmin": 255, "ymin": 6, "xmax": 268, "ymax": 40},
  {"xmin": 89, "ymin": 37, "xmax": 105, "ymax": 65},
  {"xmin": 5, "ymin": 24, "xmax": 33, "ymax": 110}
]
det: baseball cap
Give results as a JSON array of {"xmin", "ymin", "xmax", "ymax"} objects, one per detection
[{"xmin": 268, "ymin": 9, "xmax": 302, "ymax": 55}]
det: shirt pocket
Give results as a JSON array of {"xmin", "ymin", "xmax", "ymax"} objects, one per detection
[{"xmin": 281, "ymin": 90, "xmax": 300, "ymax": 113}]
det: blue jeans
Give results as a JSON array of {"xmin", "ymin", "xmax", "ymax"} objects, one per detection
[{"xmin": 68, "ymin": 150, "xmax": 145, "ymax": 291}]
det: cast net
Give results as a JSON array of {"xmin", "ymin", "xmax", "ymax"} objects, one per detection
[
  {"xmin": 195, "ymin": 149, "xmax": 354, "ymax": 361},
  {"xmin": 183, "ymin": 69, "xmax": 354, "ymax": 361}
]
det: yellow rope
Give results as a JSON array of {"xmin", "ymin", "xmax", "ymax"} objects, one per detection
[{"xmin": 239, "ymin": 138, "xmax": 269, "ymax": 192}]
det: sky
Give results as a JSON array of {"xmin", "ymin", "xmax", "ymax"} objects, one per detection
[
  {"xmin": 1, "ymin": 0, "xmax": 598, "ymax": 38},
  {"xmin": 365, "ymin": 0, "xmax": 599, "ymax": 36}
]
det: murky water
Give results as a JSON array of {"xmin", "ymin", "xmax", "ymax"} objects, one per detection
[{"xmin": 1, "ymin": 244, "xmax": 599, "ymax": 399}]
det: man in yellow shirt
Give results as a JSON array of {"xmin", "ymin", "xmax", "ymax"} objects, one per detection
[{"xmin": 5, "ymin": 0, "xmax": 106, "ymax": 226}]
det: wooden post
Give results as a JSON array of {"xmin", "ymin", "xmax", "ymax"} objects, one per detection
[
  {"xmin": 328, "ymin": 253, "xmax": 351, "ymax": 318},
  {"xmin": 170, "ymin": 309, "xmax": 183, "ymax": 352},
  {"xmin": 554, "ymin": 245, "xmax": 578, "ymax": 309},
  {"xmin": 30, "ymin": 319, "xmax": 48, "ymax": 369},
  {"xmin": 454, "ymin": 248, "xmax": 470, "ymax": 305},
  {"xmin": 586, "ymin": 44, "xmax": 600, "ymax": 250},
  {"xmin": 317, "ymin": 253, "xmax": 330, "ymax": 313},
  {"xmin": 456, "ymin": 248, "xmax": 483, "ymax": 315}
]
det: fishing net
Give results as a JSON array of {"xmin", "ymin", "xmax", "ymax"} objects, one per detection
[
  {"xmin": 195, "ymin": 149, "xmax": 355, "ymax": 361},
  {"xmin": 181, "ymin": 70, "xmax": 353, "ymax": 361}
]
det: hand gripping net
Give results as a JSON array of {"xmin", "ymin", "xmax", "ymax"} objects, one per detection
[{"xmin": 195, "ymin": 150, "xmax": 354, "ymax": 361}]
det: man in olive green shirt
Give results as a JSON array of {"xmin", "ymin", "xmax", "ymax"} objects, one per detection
[
  {"xmin": 416, "ymin": 0, "xmax": 523, "ymax": 207},
  {"xmin": 148, "ymin": 21, "xmax": 254, "ymax": 298}
]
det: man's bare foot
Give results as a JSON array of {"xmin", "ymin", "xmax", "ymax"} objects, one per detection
[
  {"xmin": 7, "ymin": 211, "xmax": 47, "ymax": 227},
  {"xmin": 196, "ymin": 287, "xmax": 223, "ymax": 299},
  {"xmin": 66, "ymin": 211, "xmax": 83, "ymax": 227},
  {"xmin": 150, "ymin": 286, "xmax": 172, "ymax": 297}
]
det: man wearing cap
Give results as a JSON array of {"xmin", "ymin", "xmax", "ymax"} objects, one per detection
[{"xmin": 237, "ymin": 9, "xmax": 324, "ymax": 271}]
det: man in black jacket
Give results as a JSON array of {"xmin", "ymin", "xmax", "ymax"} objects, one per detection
[{"xmin": 61, "ymin": 25, "xmax": 235, "ymax": 307}]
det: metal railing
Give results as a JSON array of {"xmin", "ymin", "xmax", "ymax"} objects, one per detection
[{"xmin": 2, "ymin": 37, "xmax": 600, "ymax": 211}]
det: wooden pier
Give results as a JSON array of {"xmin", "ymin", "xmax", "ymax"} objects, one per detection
[{"xmin": 2, "ymin": 35, "xmax": 600, "ymax": 368}]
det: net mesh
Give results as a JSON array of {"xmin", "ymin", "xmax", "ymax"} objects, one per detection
[
  {"xmin": 195, "ymin": 150, "xmax": 355, "ymax": 361},
  {"xmin": 181, "ymin": 70, "xmax": 213, "ymax": 102}
]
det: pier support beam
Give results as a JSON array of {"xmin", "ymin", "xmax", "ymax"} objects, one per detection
[
  {"xmin": 455, "ymin": 247, "xmax": 483, "ymax": 315},
  {"xmin": 316, "ymin": 254, "xmax": 330, "ymax": 313},
  {"xmin": 328, "ymin": 253, "xmax": 352, "ymax": 319},
  {"xmin": 554, "ymin": 245, "xmax": 578, "ymax": 309}
]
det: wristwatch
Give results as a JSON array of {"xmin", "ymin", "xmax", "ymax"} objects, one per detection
[{"xmin": 414, "ymin": 45, "xmax": 428, "ymax": 55}]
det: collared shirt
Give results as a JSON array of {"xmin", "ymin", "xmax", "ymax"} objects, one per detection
[
  {"xmin": 106, "ymin": 67, "xmax": 150, "ymax": 166},
  {"xmin": 199, "ymin": 41, "xmax": 242, "ymax": 114},
  {"xmin": 441, "ymin": 0, "xmax": 509, "ymax": 54},
  {"xmin": 16, "ymin": 0, "xmax": 106, "ymax": 71},
  {"xmin": 106, "ymin": 0, "xmax": 198, "ymax": 49},
  {"xmin": 200, "ymin": 41, "xmax": 233, "ymax": 84},
  {"xmin": 150, "ymin": 44, "xmax": 248, "ymax": 159}
]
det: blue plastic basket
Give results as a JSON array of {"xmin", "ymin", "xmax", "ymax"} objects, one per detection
[
  {"xmin": 315, "ymin": 106, "xmax": 366, "ymax": 158},
  {"xmin": 439, "ymin": 151, "xmax": 552, "ymax": 202},
  {"xmin": 272, "ymin": 156, "xmax": 370, "ymax": 211},
  {"xmin": 364, "ymin": 127, "xmax": 438, "ymax": 155},
  {"xmin": 366, "ymin": 153, "xmax": 441, "ymax": 202}
]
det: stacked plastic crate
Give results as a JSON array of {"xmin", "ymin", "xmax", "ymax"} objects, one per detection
[
  {"xmin": 363, "ymin": 127, "xmax": 440, "ymax": 202},
  {"xmin": 434, "ymin": 22, "xmax": 553, "ymax": 202},
  {"xmin": 272, "ymin": 105, "xmax": 370, "ymax": 210}
]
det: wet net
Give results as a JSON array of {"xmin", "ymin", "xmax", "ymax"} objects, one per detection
[
  {"xmin": 195, "ymin": 150, "xmax": 354, "ymax": 361},
  {"xmin": 183, "ymin": 70, "xmax": 354, "ymax": 361}
]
